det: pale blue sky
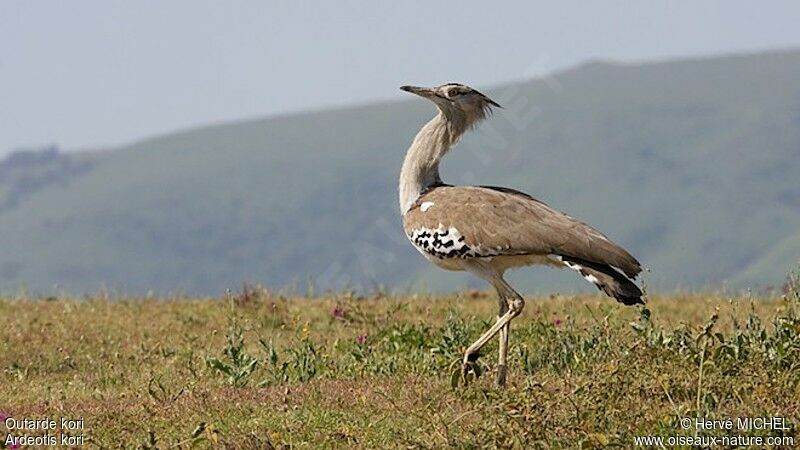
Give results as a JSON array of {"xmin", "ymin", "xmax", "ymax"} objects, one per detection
[{"xmin": 2, "ymin": 1, "xmax": 799, "ymax": 156}]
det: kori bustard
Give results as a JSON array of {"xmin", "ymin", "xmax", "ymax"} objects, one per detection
[{"xmin": 399, "ymin": 83, "xmax": 644, "ymax": 386}]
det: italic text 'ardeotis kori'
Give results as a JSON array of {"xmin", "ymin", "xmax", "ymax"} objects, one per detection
[{"xmin": 398, "ymin": 83, "xmax": 644, "ymax": 387}]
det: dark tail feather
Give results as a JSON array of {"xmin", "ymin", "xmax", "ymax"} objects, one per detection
[{"xmin": 559, "ymin": 256, "xmax": 644, "ymax": 305}]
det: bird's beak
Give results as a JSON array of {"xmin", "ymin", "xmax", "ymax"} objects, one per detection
[
  {"xmin": 487, "ymin": 98, "xmax": 503, "ymax": 108},
  {"xmin": 400, "ymin": 85, "xmax": 435, "ymax": 98}
]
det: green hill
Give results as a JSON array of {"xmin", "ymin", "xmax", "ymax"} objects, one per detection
[{"xmin": 1, "ymin": 49, "xmax": 799, "ymax": 295}]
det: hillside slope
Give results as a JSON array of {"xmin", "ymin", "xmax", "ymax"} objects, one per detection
[{"xmin": 1, "ymin": 49, "xmax": 799, "ymax": 295}]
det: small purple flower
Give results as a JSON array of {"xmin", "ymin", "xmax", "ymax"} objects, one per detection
[
  {"xmin": 0, "ymin": 412, "xmax": 6, "ymax": 422},
  {"xmin": 357, "ymin": 334, "xmax": 367, "ymax": 344},
  {"xmin": 554, "ymin": 319, "xmax": 562, "ymax": 326},
  {"xmin": 9, "ymin": 441, "xmax": 19, "ymax": 449},
  {"xmin": 331, "ymin": 304, "xmax": 345, "ymax": 320},
  {"xmin": 533, "ymin": 308, "xmax": 540, "ymax": 316},
  {"xmin": 331, "ymin": 303, "xmax": 344, "ymax": 320}
]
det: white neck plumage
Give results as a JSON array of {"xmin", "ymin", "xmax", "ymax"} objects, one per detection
[{"xmin": 398, "ymin": 111, "xmax": 466, "ymax": 215}]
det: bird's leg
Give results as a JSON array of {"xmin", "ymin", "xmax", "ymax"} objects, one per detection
[
  {"xmin": 496, "ymin": 290, "xmax": 510, "ymax": 386},
  {"xmin": 462, "ymin": 280, "xmax": 524, "ymax": 385}
]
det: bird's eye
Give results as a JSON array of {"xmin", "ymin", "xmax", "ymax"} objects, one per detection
[{"xmin": 448, "ymin": 90, "xmax": 460, "ymax": 98}]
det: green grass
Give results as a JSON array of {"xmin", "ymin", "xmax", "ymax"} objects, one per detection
[{"xmin": 2, "ymin": 287, "xmax": 799, "ymax": 448}]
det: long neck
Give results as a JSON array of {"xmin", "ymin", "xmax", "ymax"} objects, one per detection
[{"xmin": 398, "ymin": 111, "xmax": 465, "ymax": 214}]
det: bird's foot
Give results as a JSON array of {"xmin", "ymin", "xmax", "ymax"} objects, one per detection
[
  {"xmin": 449, "ymin": 353, "xmax": 483, "ymax": 388},
  {"xmin": 459, "ymin": 352, "xmax": 482, "ymax": 385},
  {"xmin": 464, "ymin": 351, "xmax": 481, "ymax": 364},
  {"xmin": 495, "ymin": 364, "xmax": 507, "ymax": 387},
  {"xmin": 460, "ymin": 361, "xmax": 482, "ymax": 385}
]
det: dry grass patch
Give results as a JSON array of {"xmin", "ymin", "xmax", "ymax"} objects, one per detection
[{"xmin": 1, "ymin": 288, "xmax": 798, "ymax": 448}]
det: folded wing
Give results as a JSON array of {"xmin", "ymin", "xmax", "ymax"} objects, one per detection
[{"xmin": 403, "ymin": 185, "xmax": 641, "ymax": 278}]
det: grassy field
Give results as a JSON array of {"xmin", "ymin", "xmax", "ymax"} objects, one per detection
[{"xmin": 2, "ymin": 287, "xmax": 799, "ymax": 448}]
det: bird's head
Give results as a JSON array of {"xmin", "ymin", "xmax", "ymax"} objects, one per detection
[{"xmin": 400, "ymin": 83, "xmax": 501, "ymax": 128}]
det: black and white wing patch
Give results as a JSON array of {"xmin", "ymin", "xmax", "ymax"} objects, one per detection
[
  {"xmin": 552, "ymin": 255, "xmax": 644, "ymax": 305},
  {"xmin": 409, "ymin": 225, "xmax": 496, "ymax": 259}
]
